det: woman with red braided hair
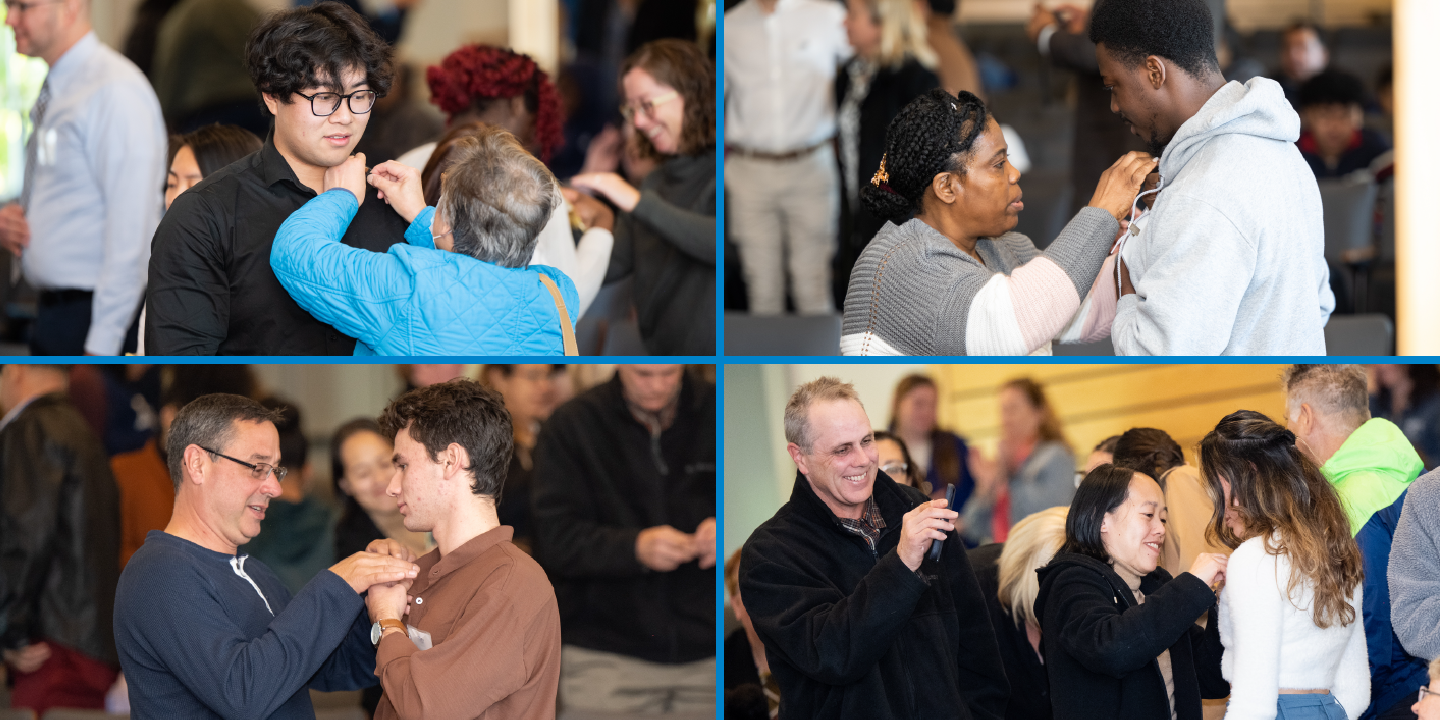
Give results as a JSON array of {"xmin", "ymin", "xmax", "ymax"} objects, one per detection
[{"xmin": 396, "ymin": 45, "xmax": 613, "ymax": 319}]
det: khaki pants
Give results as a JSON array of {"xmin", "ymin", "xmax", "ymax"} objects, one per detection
[
  {"xmin": 559, "ymin": 645, "xmax": 715, "ymax": 714},
  {"xmin": 725, "ymin": 144, "xmax": 839, "ymax": 315}
]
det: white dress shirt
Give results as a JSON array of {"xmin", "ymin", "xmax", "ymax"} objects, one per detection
[
  {"xmin": 723, "ymin": 0, "xmax": 852, "ymax": 153},
  {"xmin": 396, "ymin": 142, "xmax": 613, "ymax": 320},
  {"xmin": 21, "ymin": 32, "xmax": 166, "ymax": 355}
]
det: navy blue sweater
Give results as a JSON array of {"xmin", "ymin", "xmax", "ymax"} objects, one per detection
[{"xmin": 115, "ymin": 531, "xmax": 377, "ymax": 719}]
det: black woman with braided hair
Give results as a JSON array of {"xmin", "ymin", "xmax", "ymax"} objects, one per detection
[{"xmin": 839, "ymin": 88, "xmax": 1156, "ymax": 356}]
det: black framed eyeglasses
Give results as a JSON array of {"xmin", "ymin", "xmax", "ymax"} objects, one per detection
[
  {"xmin": 295, "ymin": 90, "xmax": 378, "ymax": 117},
  {"xmin": 201, "ymin": 446, "xmax": 287, "ymax": 483}
]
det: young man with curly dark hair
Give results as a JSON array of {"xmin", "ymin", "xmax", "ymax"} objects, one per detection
[
  {"xmin": 145, "ymin": 1, "xmax": 410, "ymax": 355},
  {"xmin": 1090, "ymin": 0, "xmax": 1334, "ymax": 356}
]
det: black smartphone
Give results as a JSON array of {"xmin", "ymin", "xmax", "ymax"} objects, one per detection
[{"xmin": 927, "ymin": 483, "xmax": 957, "ymax": 563}]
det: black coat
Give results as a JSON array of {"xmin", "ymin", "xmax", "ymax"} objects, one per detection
[
  {"xmin": 0, "ymin": 393, "xmax": 120, "ymax": 665},
  {"xmin": 968, "ymin": 543, "xmax": 1053, "ymax": 720},
  {"xmin": 1033, "ymin": 552, "xmax": 1228, "ymax": 720},
  {"xmin": 531, "ymin": 373, "xmax": 715, "ymax": 663},
  {"xmin": 740, "ymin": 471, "xmax": 1009, "ymax": 720},
  {"xmin": 834, "ymin": 57, "xmax": 940, "ymax": 301}
]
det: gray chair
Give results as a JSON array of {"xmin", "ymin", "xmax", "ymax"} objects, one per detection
[
  {"xmin": 1324, "ymin": 313, "xmax": 1393, "ymax": 356},
  {"xmin": 724, "ymin": 312, "xmax": 840, "ymax": 356},
  {"xmin": 1317, "ymin": 176, "xmax": 1379, "ymax": 312}
]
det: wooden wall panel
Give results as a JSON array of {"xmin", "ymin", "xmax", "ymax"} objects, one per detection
[{"xmin": 929, "ymin": 364, "xmax": 1289, "ymax": 466}]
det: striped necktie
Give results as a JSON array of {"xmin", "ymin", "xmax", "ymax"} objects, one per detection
[{"xmin": 19, "ymin": 79, "xmax": 51, "ymax": 212}]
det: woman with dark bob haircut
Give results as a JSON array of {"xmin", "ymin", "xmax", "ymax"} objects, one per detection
[
  {"xmin": 1033, "ymin": 464, "xmax": 1230, "ymax": 720},
  {"xmin": 1198, "ymin": 411, "xmax": 1367, "ymax": 720},
  {"xmin": 840, "ymin": 89, "xmax": 1157, "ymax": 355}
]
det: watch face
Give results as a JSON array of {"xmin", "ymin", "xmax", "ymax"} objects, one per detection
[{"xmin": 370, "ymin": 621, "xmax": 382, "ymax": 645}]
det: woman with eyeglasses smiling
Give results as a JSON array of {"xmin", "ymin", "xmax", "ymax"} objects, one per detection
[
  {"xmin": 564, "ymin": 39, "xmax": 716, "ymax": 355},
  {"xmin": 873, "ymin": 429, "xmax": 928, "ymax": 493}
]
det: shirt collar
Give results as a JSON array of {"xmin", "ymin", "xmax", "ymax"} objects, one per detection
[
  {"xmin": 0, "ymin": 396, "xmax": 40, "ymax": 432},
  {"xmin": 419, "ymin": 525, "xmax": 514, "ymax": 585},
  {"xmin": 43, "ymin": 31, "xmax": 100, "ymax": 93},
  {"xmin": 257, "ymin": 134, "xmax": 312, "ymax": 194}
]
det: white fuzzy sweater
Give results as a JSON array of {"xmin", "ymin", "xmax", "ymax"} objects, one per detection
[{"xmin": 1217, "ymin": 535, "xmax": 1369, "ymax": 720}]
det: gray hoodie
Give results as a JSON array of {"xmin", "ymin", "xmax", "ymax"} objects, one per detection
[
  {"xmin": 1389, "ymin": 466, "xmax": 1440, "ymax": 661},
  {"xmin": 1113, "ymin": 77, "xmax": 1334, "ymax": 355}
]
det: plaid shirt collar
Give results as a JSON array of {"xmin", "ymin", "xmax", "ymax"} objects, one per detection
[{"xmin": 836, "ymin": 496, "xmax": 887, "ymax": 556}]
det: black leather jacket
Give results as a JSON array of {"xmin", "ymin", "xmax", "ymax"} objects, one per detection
[{"xmin": 0, "ymin": 392, "xmax": 121, "ymax": 664}]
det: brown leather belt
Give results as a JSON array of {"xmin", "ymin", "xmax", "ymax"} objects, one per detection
[{"xmin": 726, "ymin": 141, "xmax": 829, "ymax": 162}]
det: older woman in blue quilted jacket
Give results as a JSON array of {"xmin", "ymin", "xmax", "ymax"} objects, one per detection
[{"xmin": 270, "ymin": 127, "xmax": 579, "ymax": 355}]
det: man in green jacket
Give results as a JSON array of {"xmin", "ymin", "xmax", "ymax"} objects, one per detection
[{"xmin": 1284, "ymin": 364, "xmax": 1424, "ymax": 534}]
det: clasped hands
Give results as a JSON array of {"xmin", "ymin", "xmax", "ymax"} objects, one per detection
[
  {"xmin": 326, "ymin": 537, "xmax": 420, "ymax": 626},
  {"xmin": 636, "ymin": 517, "xmax": 717, "ymax": 572}
]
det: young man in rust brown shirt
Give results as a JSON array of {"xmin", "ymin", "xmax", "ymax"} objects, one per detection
[{"xmin": 366, "ymin": 378, "xmax": 562, "ymax": 720}]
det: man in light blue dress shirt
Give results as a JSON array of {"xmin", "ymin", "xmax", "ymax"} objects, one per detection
[{"xmin": 0, "ymin": 0, "xmax": 166, "ymax": 355}]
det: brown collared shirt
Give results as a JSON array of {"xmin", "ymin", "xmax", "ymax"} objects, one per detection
[
  {"xmin": 836, "ymin": 497, "xmax": 887, "ymax": 557},
  {"xmin": 374, "ymin": 526, "xmax": 561, "ymax": 720}
]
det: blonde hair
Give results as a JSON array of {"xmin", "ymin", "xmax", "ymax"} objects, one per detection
[
  {"xmin": 998, "ymin": 506, "xmax": 1068, "ymax": 628},
  {"xmin": 784, "ymin": 377, "xmax": 863, "ymax": 452},
  {"xmin": 858, "ymin": 0, "xmax": 938, "ymax": 69}
]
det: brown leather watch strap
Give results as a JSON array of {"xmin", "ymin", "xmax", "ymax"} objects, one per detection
[{"xmin": 379, "ymin": 618, "xmax": 405, "ymax": 635}]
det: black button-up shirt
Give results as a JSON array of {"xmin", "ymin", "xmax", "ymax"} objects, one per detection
[{"xmin": 145, "ymin": 137, "xmax": 410, "ymax": 355}]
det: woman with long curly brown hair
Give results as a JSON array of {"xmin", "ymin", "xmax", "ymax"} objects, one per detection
[{"xmin": 1199, "ymin": 410, "xmax": 1368, "ymax": 720}]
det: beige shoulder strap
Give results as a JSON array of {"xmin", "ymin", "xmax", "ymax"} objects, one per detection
[{"xmin": 538, "ymin": 273, "xmax": 579, "ymax": 356}]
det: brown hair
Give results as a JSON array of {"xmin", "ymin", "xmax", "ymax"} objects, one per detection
[
  {"xmin": 887, "ymin": 374, "xmax": 961, "ymax": 489},
  {"xmin": 620, "ymin": 39, "xmax": 715, "ymax": 160},
  {"xmin": 379, "ymin": 378, "xmax": 514, "ymax": 501},
  {"xmin": 1002, "ymin": 378, "xmax": 1068, "ymax": 449},
  {"xmin": 1112, "ymin": 428, "xmax": 1185, "ymax": 490},
  {"xmin": 872, "ymin": 430, "xmax": 927, "ymax": 491},
  {"xmin": 1199, "ymin": 410, "xmax": 1363, "ymax": 629},
  {"xmin": 421, "ymin": 120, "xmax": 490, "ymax": 207}
]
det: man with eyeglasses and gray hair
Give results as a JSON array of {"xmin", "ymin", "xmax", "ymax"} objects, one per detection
[
  {"xmin": 146, "ymin": 1, "xmax": 411, "ymax": 355},
  {"xmin": 114, "ymin": 392, "xmax": 422, "ymax": 719},
  {"xmin": 739, "ymin": 376, "xmax": 1008, "ymax": 720},
  {"xmin": 0, "ymin": 0, "xmax": 165, "ymax": 355}
]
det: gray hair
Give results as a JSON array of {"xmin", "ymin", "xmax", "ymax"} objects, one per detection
[
  {"xmin": 1282, "ymin": 365, "xmax": 1370, "ymax": 434},
  {"xmin": 437, "ymin": 129, "xmax": 558, "ymax": 269},
  {"xmin": 784, "ymin": 377, "xmax": 864, "ymax": 452},
  {"xmin": 166, "ymin": 393, "xmax": 284, "ymax": 491}
]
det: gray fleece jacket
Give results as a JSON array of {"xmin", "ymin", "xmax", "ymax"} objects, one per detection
[
  {"xmin": 1113, "ymin": 77, "xmax": 1334, "ymax": 355},
  {"xmin": 1389, "ymin": 466, "xmax": 1440, "ymax": 661}
]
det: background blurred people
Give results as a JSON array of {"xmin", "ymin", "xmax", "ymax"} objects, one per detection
[
  {"xmin": 723, "ymin": 549, "xmax": 779, "ymax": 720},
  {"xmin": 1, "ymin": 0, "xmax": 165, "ymax": 355},
  {"xmin": 243, "ymin": 397, "xmax": 336, "ymax": 597},
  {"xmin": 872, "ymin": 429, "xmax": 928, "ymax": 491},
  {"xmin": 968, "ymin": 506, "xmax": 1068, "ymax": 720},
  {"xmin": 1035, "ymin": 464, "xmax": 1230, "ymax": 720},
  {"xmin": 1200, "ymin": 410, "xmax": 1368, "ymax": 720},
  {"xmin": 149, "ymin": 0, "xmax": 265, "ymax": 136},
  {"xmin": 1297, "ymin": 69, "xmax": 1390, "ymax": 179},
  {"xmin": 1370, "ymin": 365, "xmax": 1440, "ymax": 469},
  {"xmin": 724, "ymin": 0, "xmax": 850, "ymax": 316},
  {"xmin": 1275, "ymin": 22, "xmax": 1330, "ymax": 109},
  {"xmin": 163, "ymin": 123, "xmax": 263, "ymax": 210},
  {"xmin": 532, "ymin": 364, "xmax": 716, "ymax": 713},
  {"xmin": 965, "ymin": 378, "xmax": 1076, "ymax": 544},
  {"xmin": 0, "ymin": 364, "xmax": 121, "ymax": 714},
  {"xmin": 887, "ymin": 374, "xmax": 974, "ymax": 502},
  {"xmin": 919, "ymin": 0, "xmax": 982, "ymax": 98},
  {"xmin": 480, "ymin": 364, "xmax": 567, "ymax": 552},
  {"xmin": 569, "ymin": 39, "xmax": 716, "ymax": 355},
  {"xmin": 833, "ymin": 0, "xmax": 940, "ymax": 304}
]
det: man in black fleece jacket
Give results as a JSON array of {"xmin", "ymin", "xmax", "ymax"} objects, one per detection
[
  {"xmin": 740, "ymin": 376, "xmax": 1008, "ymax": 720},
  {"xmin": 531, "ymin": 365, "xmax": 716, "ymax": 712}
]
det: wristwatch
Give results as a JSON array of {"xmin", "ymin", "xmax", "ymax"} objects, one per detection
[{"xmin": 370, "ymin": 618, "xmax": 405, "ymax": 646}]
